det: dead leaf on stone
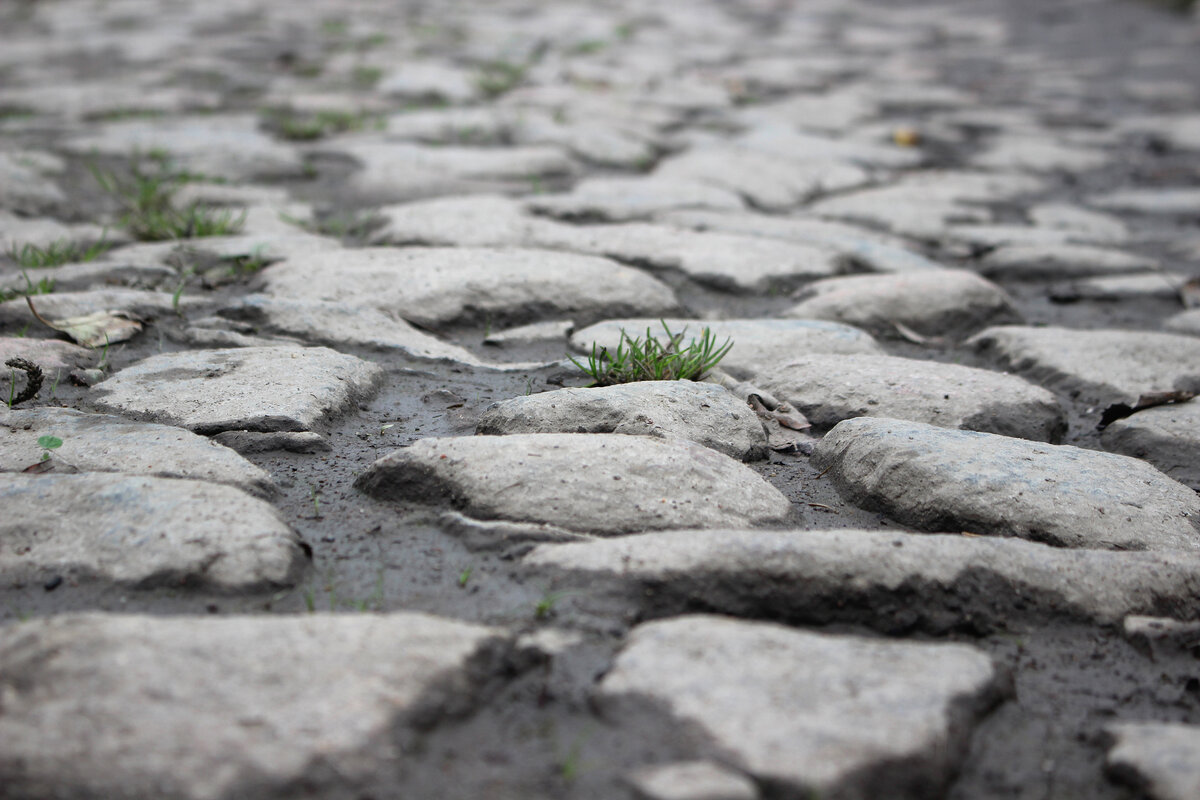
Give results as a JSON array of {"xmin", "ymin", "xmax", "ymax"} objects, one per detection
[
  {"xmin": 892, "ymin": 321, "xmax": 947, "ymax": 347},
  {"xmin": 1180, "ymin": 277, "xmax": 1200, "ymax": 309},
  {"xmin": 748, "ymin": 394, "xmax": 811, "ymax": 431},
  {"xmin": 26, "ymin": 297, "xmax": 143, "ymax": 348},
  {"xmin": 1097, "ymin": 390, "xmax": 1196, "ymax": 430}
]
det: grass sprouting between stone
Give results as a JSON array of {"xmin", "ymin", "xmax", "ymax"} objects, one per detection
[{"xmin": 569, "ymin": 321, "xmax": 733, "ymax": 387}]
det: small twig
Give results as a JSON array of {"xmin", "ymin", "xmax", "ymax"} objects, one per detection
[
  {"xmin": 5, "ymin": 358, "xmax": 43, "ymax": 406},
  {"xmin": 24, "ymin": 296, "xmax": 56, "ymax": 331}
]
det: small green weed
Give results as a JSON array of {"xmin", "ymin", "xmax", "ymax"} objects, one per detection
[
  {"xmin": 263, "ymin": 108, "xmax": 379, "ymax": 141},
  {"xmin": 0, "ymin": 273, "xmax": 55, "ymax": 304},
  {"xmin": 91, "ymin": 155, "xmax": 245, "ymax": 241},
  {"xmin": 457, "ymin": 565, "xmax": 473, "ymax": 588},
  {"xmin": 8, "ymin": 235, "xmax": 112, "ymax": 269},
  {"xmin": 569, "ymin": 321, "xmax": 733, "ymax": 387},
  {"xmin": 534, "ymin": 588, "xmax": 583, "ymax": 620},
  {"xmin": 352, "ymin": 65, "xmax": 383, "ymax": 87},
  {"xmin": 475, "ymin": 59, "xmax": 528, "ymax": 98},
  {"xmin": 37, "ymin": 435, "xmax": 62, "ymax": 461}
]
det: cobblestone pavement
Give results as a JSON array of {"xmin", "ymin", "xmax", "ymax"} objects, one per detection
[{"xmin": 2, "ymin": 0, "xmax": 1200, "ymax": 798}]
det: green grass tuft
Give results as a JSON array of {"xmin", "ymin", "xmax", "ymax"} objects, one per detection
[
  {"xmin": 91, "ymin": 155, "xmax": 245, "ymax": 241},
  {"xmin": 569, "ymin": 321, "xmax": 733, "ymax": 387},
  {"xmin": 8, "ymin": 236, "xmax": 112, "ymax": 269}
]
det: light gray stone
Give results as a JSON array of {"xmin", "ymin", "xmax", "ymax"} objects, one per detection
[
  {"xmin": 1105, "ymin": 723, "xmax": 1200, "ymax": 800},
  {"xmin": 570, "ymin": 318, "xmax": 884, "ymax": 382},
  {"xmin": 784, "ymin": 270, "xmax": 1020, "ymax": 339},
  {"xmin": 0, "ymin": 289, "xmax": 203, "ymax": 329},
  {"xmin": 943, "ymin": 224, "xmax": 1076, "ymax": 251},
  {"xmin": 969, "ymin": 326, "xmax": 1200, "ymax": 405},
  {"xmin": 525, "ymin": 528, "xmax": 1200, "ymax": 630},
  {"xmin": 62, "ymin": 115, "xmax": 306, "ymax": 182},
  {"xmin": 0, "ymin": 612, "xmax": 516, "ymax": 799},
  {"xmin": 1087, "ymin": 188, "xmax": 1200, "ymax": 215},
  {"xmin": 337, "ymin": 141, "xmax": 576, "ymax": 204},
  {"xmin": 1123, "ymin": 616, "xmax": 1200, "ymax": 659},
  {"xmin": 653, "ymin": 146, "xmax": 871, "ymax": 211},
  {"xmin": 89, "ymin": 346, "xmax": 383, "ymax": 435},
  {"xmin": 1165, "ymin": 308, "xmax": 1200, "ymax": 337},
  {"xmin": 378, "ymin": 62, "xmax": 482, "ymax": 104},
  {"xmin": 1102, "ymin": 401, "xmax": 1200, "ymax": 490},
  {"xmin": 812, "ymin": 417, "xmax": 1200, "ymax": 551},
  {"xmin": 210, "ymin": 430, "xmax": 332, "ymax": 455},
  {"xmin": 484, "ymin": 319, "xmax": 574, "ymax": 346},
  {"xmin": 0, "ymin": 210, "xmax": 114, "ymax": 254},
  {"xmin": 220, "ymin": 296, "xmax": 499, "ymax": 367},
  {"xmin": 979, "ymin": 244, "xmax": 1159, "ymax": 280},
  {"xmin": 0, "ymin": 474, "xmax": 306, "ymax": 591},
  {"xmin": 595, "ymin": 615, "xmax": 1003, "ymax": 800},
  {"xmin": 0, "ymin": 407, "xmax": 274, "ymax": 496},
  {"xmin": 259, "ymin": 247, "xmax": 679, "ymax": 330},
  {"xmin": 659, "ymin": 210, "xmax": 947, "ymax": 273},
  {"xmin": 736, "ymin": 124, "xmax": 924, "ymax": 168},
  {"xmin": 0, "ymin": 337, "xmax": 94, "ymax": 373},
  {"xmin": 529, "ymin": 222, "xmax": 846, "ymax": 293},
  {"xmin": 0, "ymin": 82, "xmax": 219, "ymax": 121},
  {"xmin": 1028, "ymin": 203, "xmax": 1130, "ymax": 244},
  {"xmin": 971, "ymin": 134, "xmax": 1109, "ymax": 172},
  {"xmin": 371, "ymin": 194, "xmax": 534, "ymax": 247},
  {"xmin": 628, "ymin": 761, "xmax": 759, "ymax": 800},
  {"xmin": 1049, "ymin": 272, "xmax": 1188, "ymax": 303},
  {"xmin": 355, "ymin": 433, "xmax": 791, "ymax": 535},
  {"xmin": 0, "ymin": 259, "xmax": 174, "ymax": 295},
  {"xmin": 1118, "ymin": 112, "xmax": 1200, "ymax": 151},
  {"xmin": 757, "ymin": 354, "xmax": 1065, "ymax": 441},
  {"xmin": 0, "ymin": 152, "xmax": 64, "ymax": 215},
  {"xmin": 526, "ymin": 176, "xmax": 745, "ymax": 222},
  {"xmin": 477, "ymin": 382, "xmax": 768, "ymax": 461}
]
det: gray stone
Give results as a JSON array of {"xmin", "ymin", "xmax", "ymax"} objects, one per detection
[
  {"xmin": 1102, "ymin": 401, "xmax": 1200, "ymax": 490},
  {"xmin": 337, "ymin": 141, "xmax": 575, "ymax": 204},
  {"xmin": 979, "ymin": 244, "xmax": 1159, "ymax": 280},
  {"xmin": 355, "ymin": 434, "xmax": 791, "ymax": 535},
  {"xmin": 734, "ymin": 88, "xmax": 877, "ymax": 132},
  {"xmin": 530, "ymin": 222, "xmax": 846, "ymax": 293},
  {"xmin": 0, "ymin": 210, "xmax": 114, "ymax": 254},
  {"xmin": 0, "ymin": 289, "xmax": 202, "ymax": 330},
  {"xmin": 477, "ymin": 382, "xmax": 768, "ymax": 461},
  {"xmin": 378, "ymin": 62, "xmax": 481, "ymax": 104},
  {"xmin": 1105, "ymin": 723, "xmax": 1200, "ymax": 800},
  {"xmin": 0, "ymin": 82, "xmax": 219, "ymax": 121},
  {"xmin": 0, "ymin": 474, "xmax": 306, "ymax": 592},
  {"xmin": 812, "ymin": 417, "xmax": 1200, "ymax": 551},
  {"xmin": 653, "ymin": 146, "xmax": 870, "ymax": 211},
  {"xmin": 210, "ymin": 430, "xmax": 333, "ymax": 455},
  {"xmin": 1165, "ymin": 308, "xmax": 1200, "ymax": 336},
  {"xmin": 943, "ymin": 224, "xmax": 1076, "ymax": 251},
  {"xmin": 89, "ymin": 346, "xmax": 383, "ymax": 435},
  {"xmin": 0, "ymin": 612, "xmax": 517, "ymax": 799},
  {"xmin": 1028, "ymin": 203, "xmax": 1130, "ymax": 244},
  {"xmin": 784, "ymin": 270, "xmax": 1020, "ymax": 339},
  {"xmin": 438, "ymin": 510, "xmax": 594, "ymax": 552},
  {"xmin": 484, "ymin": 319, "xmax": 574, "ymax": 346},
  {"xmin": 1118, "ymin": 112, "xmax": 1200, "ymax": 151},
  {"xmin": 968, "ymin": 326, "xmax": 1200, "ymax": 405},
  {"xmin": 595, "ymin": 615, "xmax": 1003, "ymax": 800},
  {"xmin": 62, "ymin": 115, "xmax": 306, "ymax": 182},
  {"xmin": 371, "ymin": 194, "xmax": 535, "ymax": 247},
  {"xmin": 628, "ymin": 761, "xmax": 759, "ymax": 800},
  {"xmin": 736, "ymin": 124, "xmax": 924, "ymax": 168},
  {"xmin": 1087, "ymin": 188, "xmax": 1200, "ymax": 215},
  {"xmin": 971, "ymin": 134, "xmax": 1109, "ymax": 172},
  {"xmin": 659, "ymin": 210, "xmax": 947, "ymax": 273},
  {"xmin": 525, "ymin": 528, "xmax": 1200, "ymax": 630},
  {"xmin": 1050, "ymin": 272, "xmax": 1188, "ymax": 303},
  {"xmin": 0, "ymin": 407, "xmax": 274, "ymax": 496},
  {"xmin": 259, "ymin": 247, "xmax": 679, "ymax": 330},
  {"xmin": 0, "ymin": 152, "xmax": 64, "ymax": 215},
  {"xmin": 756, "ymin": 354, "xmax": 1065, "ymax": 441},
  {"xmin": 570, "ymin": 318, "xmax": 884, "ymax": 382},
  {"xmin": 0, "ymin": 259, "xmax": 174, "ymax": 295},
  {"xmin": 220, "ymin": 295, "xmax": 499, "ymax": 367},
  {"xmin": 0, "ymin": 337, "xmax": 94, "ymax": 373},
  {"xmin": 1123, "ymin": 616, "xmax": 1200, "ymax": 659},
  {"xmin": 526, "ymin": 176, "xmax": 745, "ymax": 222}
]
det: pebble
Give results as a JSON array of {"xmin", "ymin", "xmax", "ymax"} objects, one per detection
[
  {"xmin": 595, "ymin": 615, "xmax": 1003, "ymax": 799},
  {"xmin": 978, "ymin": 244, "xmax": 1159, "ymax": 280},
  {"xmin": 813, "ymin": 417, "xmax": 1200, "ymax": 551},
  {"xmin": 354, "ymin": 434, "xmax": 791, "ymax": 535},
  {"xmin": 627, "ymin": 761, "xmax": 759, "ymax": 800},
  {"xmin": 1105, "ymin": 723, "xmax": 1200, "ymax": 800}
]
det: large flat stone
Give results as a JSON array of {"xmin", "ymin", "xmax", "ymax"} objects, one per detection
[
  {"xmin": 526, "ymin": 176, "xmax": 745, "ymax": 222},
  {"xmin": 1102, "ymin": 401, "xmax": 1200, "ymax": 490},
  {"xmin": 0, "ymin": 612, "xmax": 516, "ymax": 799},
  {"xmin": 1087, "ymin": 188, "xmax": 1200, "ymax": 215},
  {"xmin": 529, "ymin": 222, "xmax": 846, "ymax": 293},
  {"xmin": 258, "ymin": 247, "xmax": 679, "ymax": 329},
  {"xmin": 783, "ymin": 270, "xmax": 1021, "ymax": 339},
  {"xmin": 812, "ymin": 417, "xmax": 1200, "ymax": 551},
  {"xmin": 978, "ymin": 244, "xmax": 1158, "ymax": 280},
  {"xmin": 968, "ymin": 326, "xmax": 1200, "ymax": 405},
  {"xmin": 524, "ymin": 528, "xmax": 1200, "ymax": 630},
  {"xmin": 477, "ymin": 382, "xmax": 768, "ymax": 461},
  {"xmin": 0, "ymin": 474, "xmax": 306, "ymax": 592},
  {"xmin": 756, "ymin": 354, "xmax": 1065, "ymax": 441},
  {"xmin": 89, "ymin": 346, "xmax": 383, "ymax": 435},
  {"xmin": 1105, "ymin": 723, "xmax": 1200, "ymax": 800},
  {"xmin": 0, "ymin": 289, "xmax": 203, "ymax": 329},
  {"xmin": 595, "ymin": 615, "xmax": 1004, "ymax": 800},
  {"xmin": 0, "ymin": 407, "xmax": 274, "ymax": 496},
  {"xmin": 571, "ymin": 318, "xmax": 883, "ymax": 382},
  {"xmin": 355, "ymin": 434, "xmax": 791, "ymax": 535}
]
